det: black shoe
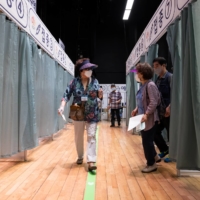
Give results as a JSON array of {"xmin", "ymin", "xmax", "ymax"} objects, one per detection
[
  {"xmin": 110, "ymin": 125, "xmax": 115, "ymax": 127},
  {"xmin": 118, "ymin": 123, "xmax": 121, "ymax": 127},
  {"xmin": 76, "ymin": 158, "xmax": 83, "ymax": 165},
  {"xmin": 88, "ymin": 163, "xmax": 97, "ymax": 171}
]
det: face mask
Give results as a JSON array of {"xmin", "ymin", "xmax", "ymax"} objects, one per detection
[
  {"xmin": 111, "ymin": 87, "xmax": 116, "ymax": 91},
  {"xmin": 154, "ymin": 68, "xmax": 162, "ymax": 75},
  {"xmin": 84, "ymin": 70, "xmax": 92, "ymax": 78},
  {"xmin": 135, "ymin": 74, "xmax": 141, "ymax": 83}
]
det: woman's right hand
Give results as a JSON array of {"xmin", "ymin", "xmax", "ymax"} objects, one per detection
[
  {"xmin": 58, "ymin": 106, "xmax": 64, "ymax": 115},
  {"xmin": 131, "ymin": 108, "xmax": 138, "ymax": 117}
]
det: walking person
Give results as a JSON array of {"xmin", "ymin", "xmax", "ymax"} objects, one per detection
[
  {"xmin": 153, "ymin": 57, "xmax": 173, "ymax": 162},
  {"xmin": 131, "ymin": 63, "xmax": 161, "ymax": 173},
  {"xmin": 58, "ymin": 58, "xmax": 103, "ymax": 171},
  {"xmin": 108, "ymin": 84, "xmax": 122, "ymax": 127}
]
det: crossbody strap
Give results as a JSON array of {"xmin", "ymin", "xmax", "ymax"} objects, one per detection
[{"xmin": 81, "ymin": 79, "xmax": 89, "ymax": 108}]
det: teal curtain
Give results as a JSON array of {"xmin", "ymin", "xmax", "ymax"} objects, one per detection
[
  {"xmin": 126, "ymin": 69, "xmax": 137, "ymax": 126},
  {"xmin": 166, "ymin": 19, "xmax": 182, "ymax": 160},
  {"xmin": 18, "ymin": 31, "xmax": 38, "ymax": 151},
  {"xmin": 126, "ymin": 74, "xmax": 131, "ymax": 126},
  {"xmin": 0, "ymin": 13, "xmax": 74, "ymax": 157},
  {"xmin": 147, "ymin": 44, "xmax": 159, "ymax": 66},
  {"xmin": 140, "ymin": 55, "xmax": 145, "ymax": 63},
  {"xmin": 0, "ymin": 14, "xmax": 20, "ymax": 156},
  {"xmin": 147, "ymin": 44, "xmax": 159, "ymax": 82},
  {"xmin": 176, "ymin": 2, "xmax": 200, "ymax": 170}
]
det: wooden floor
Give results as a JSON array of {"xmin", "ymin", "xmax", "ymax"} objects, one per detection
[{"xmin": 0, "ymin": 121, "xmax": 200, "ymax": 200}]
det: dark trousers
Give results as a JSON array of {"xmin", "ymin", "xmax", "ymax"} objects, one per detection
[
  {"xmin": 111, "ymin": 109, "xmax": 120, "ymax": 125},
  {"xmin": 154, "ymin": 117, "xmax": 170, "ymax": 153},
  {"xmin": 141, "ymin": 124, "xmax": 157, "ymax": 166}
]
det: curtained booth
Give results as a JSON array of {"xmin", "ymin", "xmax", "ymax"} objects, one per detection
[{"xmin": 0, "ymin": 14, "xmax": 73, "ymax": 158}]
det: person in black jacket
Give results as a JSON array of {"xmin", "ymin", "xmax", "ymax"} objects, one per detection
[{"xmin": 153, "ymin": 57, "xmax": 173, "ymax": 162}]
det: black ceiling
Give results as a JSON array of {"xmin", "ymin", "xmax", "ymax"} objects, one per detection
[{"xmin": 37, "ymin": 0, "xmax": 162, "ymax": 83}]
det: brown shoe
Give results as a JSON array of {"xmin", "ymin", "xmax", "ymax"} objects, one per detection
[{"xmin": 88, "ymin": 163, "xmax": 97, "ymax": 171}]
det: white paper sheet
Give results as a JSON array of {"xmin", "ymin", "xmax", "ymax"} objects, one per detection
[
  {"xmin": 128, "ymin": 114, "xmax": 144, "ymax": 131},
  {"xmin": 61, "ymin": 114, "xmax": 66, "ymax": 121}
]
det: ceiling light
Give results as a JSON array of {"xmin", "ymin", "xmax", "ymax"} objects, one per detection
[
  {"xmin": 123, "ymin": 10, "xmax": 131, "ymax": 20},
  {"xmin": 126, "ymin": 0, "xmax": 134, "ymax": 10}
]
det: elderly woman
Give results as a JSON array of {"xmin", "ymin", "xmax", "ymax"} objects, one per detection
[
  {"xmin": 132, "ymin": 63, "xmax": 161, "ymax": 173},
  {"xmin": 58, "ymin": 58, "xmax": 103, "ymax": 171}
]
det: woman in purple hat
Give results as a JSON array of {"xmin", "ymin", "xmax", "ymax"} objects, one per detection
[{"xmin": 58, "ymin": 58, "xmax": 103, "ymax": 171}]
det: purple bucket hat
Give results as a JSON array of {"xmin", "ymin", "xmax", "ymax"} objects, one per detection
[
  {"xmin": 130, "ymin": 69, "xmax": 137, "ymax": 73},
  {"xmin": 79, "ymin": 60, "xmax": 98, "ymax": 70}
]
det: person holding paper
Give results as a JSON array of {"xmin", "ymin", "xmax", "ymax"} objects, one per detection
[
  {"xmin": 58, "ymin": 58, "xmax": 103, "ymax": 171},
  {"xmin": 131, "ymin": 63, "xmax": 161, "ymax": 173}
]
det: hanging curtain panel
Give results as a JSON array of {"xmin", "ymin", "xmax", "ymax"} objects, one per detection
[
  {"xmin": 166, "ymin": 19, "xmax": 182, "ymax": 161},
  {"xmin": 147, "ymin": 44, "xmax": 159, "ymax": 82},
  {"xmin": 18, "ymin": 31, "xmax": 38, "ymax": 151},
  {"xmin": 177, "ymin": 2, "xmax": 200, "ymax": 170},
  {"xmin": 126, "ymin": 74, "xmax": 131, "ymax": 126},
  {"xmin": 147, "ymin": 44, "xmax": 159, "ymax": 67},
  {"xmin": 140, "ymin": 55, "xmax": 145, "ymax": 63},
  {"xmin": 0, "ymin": 14, "xmax": 20, "ymax": 157}
]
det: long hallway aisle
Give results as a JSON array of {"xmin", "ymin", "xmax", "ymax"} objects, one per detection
[{"xmin": 0, "ymin": 121, "xmax": 200, "ymax": 200}]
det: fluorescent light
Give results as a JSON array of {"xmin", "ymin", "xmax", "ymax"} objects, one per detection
[
  {"xmin": 126, "ymin": 0, "xmax": 134, "ymax": 10},
  {"xmin": 123, "ymin": 10, "xmax": 131, "ymax": 20}
]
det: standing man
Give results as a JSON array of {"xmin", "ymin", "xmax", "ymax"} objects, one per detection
[
  {"xmin": 108, "ymin": 84, "xmax": 122, "ymax": 127},
  {"xmin": 153, "ymin": 57, "xmax": 173, "ymax": 162}
]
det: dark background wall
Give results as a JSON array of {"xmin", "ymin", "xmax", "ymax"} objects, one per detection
[{"xmin": 37, "ymin": 0, "xmax": 166, "ymax": 84}]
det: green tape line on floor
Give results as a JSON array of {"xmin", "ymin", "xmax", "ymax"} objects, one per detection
[{"xmin": 84, "ymin": 126, "xmax": 99, "ymax": 200}]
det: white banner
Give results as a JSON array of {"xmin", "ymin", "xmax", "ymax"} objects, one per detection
[
  {"xmin": 29, "ymin": 8, "xmax": 54, "ymax": 56},
  {"xmin": 26, "ymin": 0, "xmax": 36, "ymax": 11},
  {"xmin": 0, "ymin": 0, "xmax": 29, "ymax": 30},
  {"xmin": 177, "ymin": 0, "xmax": 192, "ymax": 10},
  {"xmin": 145, "ymin": 0, "xmax": 175, "ymax": 49},
  {"xmin": 59, "ymin": 38, "xmax": 65, "ymax": 51},
  {"xmin": 55, "ymin": 42, "xmax": 67, "ymax": 68},
  {"xmin": 66, "ymin": 56, "xmax": 75, "ymax": 76},
  {"xmin": 126, "ymin": 33, "xmax": 145, "ymax": 74}
]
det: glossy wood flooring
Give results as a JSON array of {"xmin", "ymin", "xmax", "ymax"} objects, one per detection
[{"xmin": 0, "ymin": 121, "xmax": 200, "ymax": 200}]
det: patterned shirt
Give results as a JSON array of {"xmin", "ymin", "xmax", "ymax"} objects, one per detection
[
  {"xmin": 62, "ymin": 77, "xmax": 100, "ymax": 123},
  {"xmin": 109, "ymin": 91, "xmax": 122, "ymax": 109}
]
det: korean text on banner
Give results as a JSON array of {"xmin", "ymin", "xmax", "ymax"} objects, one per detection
[
  {"xmin": 66, "ymin": 55, "xmax": 75, "ymax": 76},
  {"xmin": 29, "ymin": 8, "xmax": 54, "ymax": 57},
  {"xmin": 126, "ymin": 33, "xmax": 145, "ymax": 74},
  {"xmin": 145, "ymin": 0, "xmax": 175, "ymax": 50},
  {"xmin": 55, "ymin": 42, "xmax": 67, "ymax": 69},
  {"xmin": 0, "ymin": 0, "xmax": 29, "ymax": 31}
]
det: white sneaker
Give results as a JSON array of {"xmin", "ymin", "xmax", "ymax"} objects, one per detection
[
  {"xmin": 155, "ymin": 154, "xmax": 161, "ymax": 163},
  {"xmin": 142, "ymin": 163, "xmax": 157, "ymax": 173}
]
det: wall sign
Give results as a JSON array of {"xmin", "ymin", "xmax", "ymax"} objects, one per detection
[
  {"xmin": 0, "ymin": 0, "xmax": 28, "ymax": 29},
  {"xmin": 126, "ymin": 33, "xmax": 145, "ymax": 74},
  {"xmin": 29, "ymin": 8, "xmax": 54, "ymax": 56},
  {"xmin": 145, "ymin": 0, "xmax": 175, "ymax": 49}
]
